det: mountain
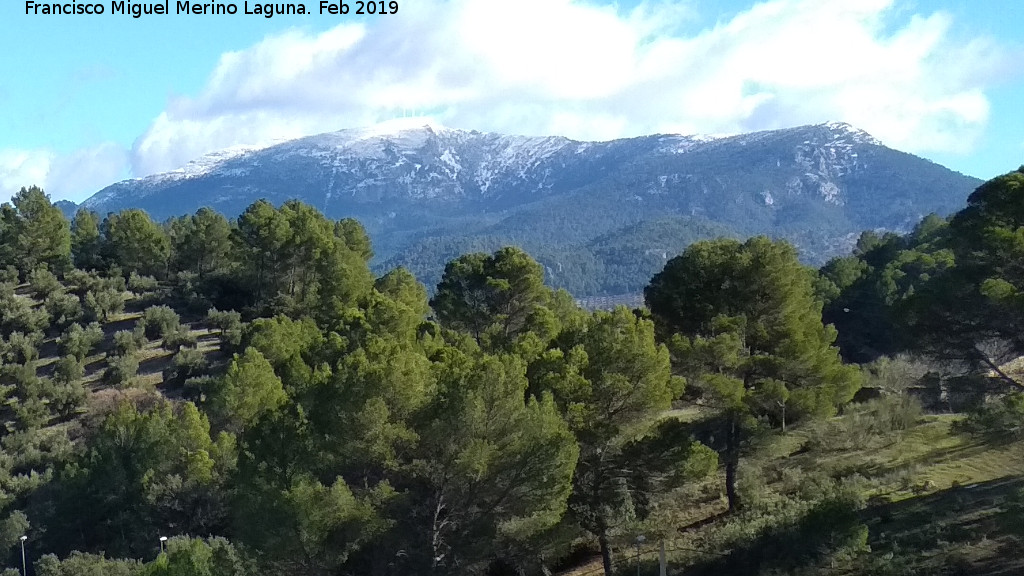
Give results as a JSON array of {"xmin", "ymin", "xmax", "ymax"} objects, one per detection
[
  {"xmin": 54, "ymin": 199, "xmax": 78, "ymax": 220},
  {"xmin": 81, "ymin": 119, "xmax": 982, "ymax": 295}
]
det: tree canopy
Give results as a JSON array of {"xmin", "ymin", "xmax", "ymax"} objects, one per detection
[
  {"xmin": 647, "ymin": 237, "xmax": 861, "ymax": 510},
  {"xmin": 1, "ymin": 178, "xmax": 1020, "ymax": 576}
]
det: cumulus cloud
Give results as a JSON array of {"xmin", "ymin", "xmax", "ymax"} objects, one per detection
[
  {"xmin": 0, "ymin": 143, "xmax": 129, "ymax": 203},
  {"xmin": 131, "ymin": 0, "xmax": 1015, "ymax": 175},
  {"xmin": 0, "ymin": 150, "xmax": 52, "ymax": 199}
]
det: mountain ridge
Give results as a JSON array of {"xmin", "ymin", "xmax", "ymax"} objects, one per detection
[
  {"xmin": 82, "ymin": 120, "xmax": 891, "ymax": 211},
  {"xmin": 79, "ymin": 121, "xmax": 982, "ymax": 295}
]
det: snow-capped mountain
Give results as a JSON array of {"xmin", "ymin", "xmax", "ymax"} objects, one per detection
[
  {"xmin": 85, "ymin": 119, "xmax": 661, "ymax": 213},
  {"xmin": 80, "ymin": 121, "xmax": 982, "ymax": 295}
]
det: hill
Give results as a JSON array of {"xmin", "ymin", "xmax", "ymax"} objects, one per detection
[
  {"xmin": 1, "ymin": 184, "xmax": 1022, "ymax": 576},
  {"xmin": 80, "ymin": 120, "xmax": 981, "ymax": 295}
]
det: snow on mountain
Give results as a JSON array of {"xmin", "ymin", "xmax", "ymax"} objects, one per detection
[
  {"xmin": 79, "ymin": 120, "xmax": 981, "ymax": 294},
  {"xmin": 85, "ymin": 120, "xmax": 886, "ymax": 210}
]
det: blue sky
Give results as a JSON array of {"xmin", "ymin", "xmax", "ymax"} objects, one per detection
[{"xmin": 2, "ymin": 0, "xmax": 1022, "ymax": 202}]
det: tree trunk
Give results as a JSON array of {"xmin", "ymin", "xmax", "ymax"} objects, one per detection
[
  {"xmin": 599, "ymin": 531, "xmax": 614, "ymax": 576},
  {"xmin": 725, "ymin": 453, "xmax": 740, "ymax": 512},
  {"xmin": 430, "ymin": 492, "xmax": 449, "ymax": 573},
  {"xmin": 725, "ymin": 414, "xmax": 742, "ymax": 512},
  {"xmin": 976, "ymin": 349, "xmax": 1024, "ymax": 390}
]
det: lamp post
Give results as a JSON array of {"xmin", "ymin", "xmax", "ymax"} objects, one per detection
[
  {"xmin": 19, "ymin": 535, "xmax": 26, "ymax": 576},
  {"xmin": 635, "ymin": 535, "xmax": 646, "ymax": 576},
  {"xmin": 159, "ymin": 536, "xmax": 168, "ymax": 554},
  {"xmin": 659, "ymin": 539, "xmax": 667, "ymax": 576}
]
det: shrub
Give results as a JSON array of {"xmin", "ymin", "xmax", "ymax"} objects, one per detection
[
  {"xmin": 0, "ymin": 293, "xmax": 49, "ymax": 336},
  {"xmin": 162, "ymin": 327, "xmax": 197, "ymax": 351},
  {"xmin": 175, "ymin": 347, "xmax": 207, "ymax": 372},
  {"xmin": 173, "ymin": 271, "xmax": 210, "ymax": 312},
  {"xmin": 4, "ymin": 331, "xmax": 41, "ymax": 364},
  {"xmin": 103, "ymin": 270, "xmax": 127, "ymax": 292},
  {"xmin": 958, "ymin": 392, "xmax": 1024, "ymax": 442},
  {"xmin": 722, "ymin": 485, "xmax": 867, "ymax": 574},
  {"xmin": 45, "ymin": 291, "xmax": 83, "ymax": 329},
  {"xmin": 143, "ymin": 305, "xmax": 180, "ymax": 339},
  {"xmin": 112, "ymin": 329, "xmax": 144, "ymax": 357},
  {"xmin": 0, "ymin": 266, "xmax": 18, "ymax": 284},
  {"xmin": 806, "ymin": 394, "xmax": 922, "ymax": 453},
  {"xmin": 800, "ymin": 491, "xmax": 870, "ymax": 563},
  {"xmin": 53, "ymin": 355, "xmax": 85, "ymax": 384},
  {"xmin": 856, "ymin": 394, "xmax": 923, "ymax": 436},
  {"xmin": 60, "ymin": 322, "xmax": 105, "ymax": 361},
  {"xmin": 737, "ymin": 466, "xmax": 773, "ymax": 510},
  {"xmin": 103, "ymin": 353, "xmax": 139, "ymax": 388},
  {"xmin": 129, "ymin": 319, "xmax": 146, "ymax": 342},
  {"xmin": 27, "ymin": 267, "xmax": 62, "ymax": 299},
  {"xmin": 779, "ymin": 466, "xmax": 805, "ymax": 495},
  {"xmin": 49, "ymin": 379, "xmax": 87, "ymax": 418},
  {"xmin": 84, "ymin": 287, "xmax": 126, "ymax": 322},
  {"xmin": 127, "ymin": 271, "xmax": 159, "ymax": 294},
  {"xmin": 64, "ymin": 268, "xmax": 102, "ymax": 296},
  {"xmin": 207, "ymin": 308, "xmax": 243, "ymax": 348},
  {"xmin": 5, "ymin": 361, "xmax": 42, "ymax": 399},
  {"xmin": 183, "ymin": 374, "xmax": 216, "ymax": 403},
  {"xmin": 206, "ymin": 307, "xmax": 241, "ymax": 331},
  {"xmin": 861, "ymin": 354, "xmax": 935, "ymax": 394},
  {"xmin": 34, "ymin": 553, "xmax": 143, "ymax": 576},
  {"xmin": 132, "ymin": 318, "xmax": 147, "ymax": 337},
  {"xmin": 12, "ymin": 397, "xmax": 49, "ymax": 431},
  {"xmin": 165, "ymin": 348, "xmax": 207, "ymax": 385}
]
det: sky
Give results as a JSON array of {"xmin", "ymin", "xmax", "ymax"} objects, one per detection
[{"xmin": 1, "ymin": 0, "xmax": 1022, "ymax": 203}]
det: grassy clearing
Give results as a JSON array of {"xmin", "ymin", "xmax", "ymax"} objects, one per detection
[{"xmin": 558, "ymin": 404, "xmax": 1024, "ymax": 576}]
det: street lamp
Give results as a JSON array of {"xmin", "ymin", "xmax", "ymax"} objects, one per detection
[
  {"xmin": 159, "ymin": 536, "xmax": 168, "ymax": 553},
  {"xmin": 635, "ymin": 535, "xmax": 646, "ymax": 576},
  {"xmin": 19, "ymin": 535, "xmax": 26, "ymax": 576}
]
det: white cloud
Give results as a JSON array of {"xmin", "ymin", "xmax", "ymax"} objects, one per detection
[
  {"xmin": 48, "ymin": 143, "xmax": 131, "ymax": 202},
  {"xmin": 130, "ymin": 0, "xmax": 1015, "ymax": 176},
  {"xmin": 0, "ymin": 150, "xmax": 52, "ymax": 200},
  {"xmin": 0, "ymin": 143, "xmax": 128, "ymax": 203}
]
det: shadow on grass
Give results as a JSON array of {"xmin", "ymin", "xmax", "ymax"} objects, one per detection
[
  {"xmin": 99, "ymin": 316, "xmax": 140, "ymax": 338},
  {"xmin": 864, "ymin": 475, "xmax": 1024, "ymax": 575},
  {"xmin": 665, "ymin": 477, "xmax": 1024, "ymax": 576},
  {"xmin": 138, "ymin": 350, "xmax": 174, "ymax": 378},
  {"xmin": 827, "ymin": 436, "xmax": 992, "ymax": 484}
]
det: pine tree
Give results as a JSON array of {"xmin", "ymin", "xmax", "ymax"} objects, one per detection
[
  {"xmin": 101, "ymin": 209, "xmax": 171, "ymax": 278},
  {"xmin": 432, "ymin": 247, "xmax": 558, "ymax": 352},
  {"xmin": 9, "ymin": 186, "xmax": 72, "ymax": 274},
  {"xmin": 646, "ymin": 237, "xmax": 861, "ymax": 511},
  {"xmin": 904, "ymin": 168, "xmax": 1024, "ymax": 388},
  {"xmin": 71, "ymin": 209, "xmax": 103, "ymax": 270},
  {"xmin": 169, "ymin": 207, "xmax": 233, "ymax": 279},
  {"xmin": 529, "ymin": 307, "xmax": 708, "ymax": 576}
]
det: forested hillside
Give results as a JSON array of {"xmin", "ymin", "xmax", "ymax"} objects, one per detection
[{"xmin": 0, "ymin": 169, "xmax": 1021, "ymax": 576}]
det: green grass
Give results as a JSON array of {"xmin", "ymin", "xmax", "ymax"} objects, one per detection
[{"xmin": 557, "ymin": 406, "xmax": 1024, "ymax": 576}]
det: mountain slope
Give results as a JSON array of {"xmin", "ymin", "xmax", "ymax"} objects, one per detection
[{"xmin": 81, "ymin": 120, "xmax": 982, "ymax": 295}]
